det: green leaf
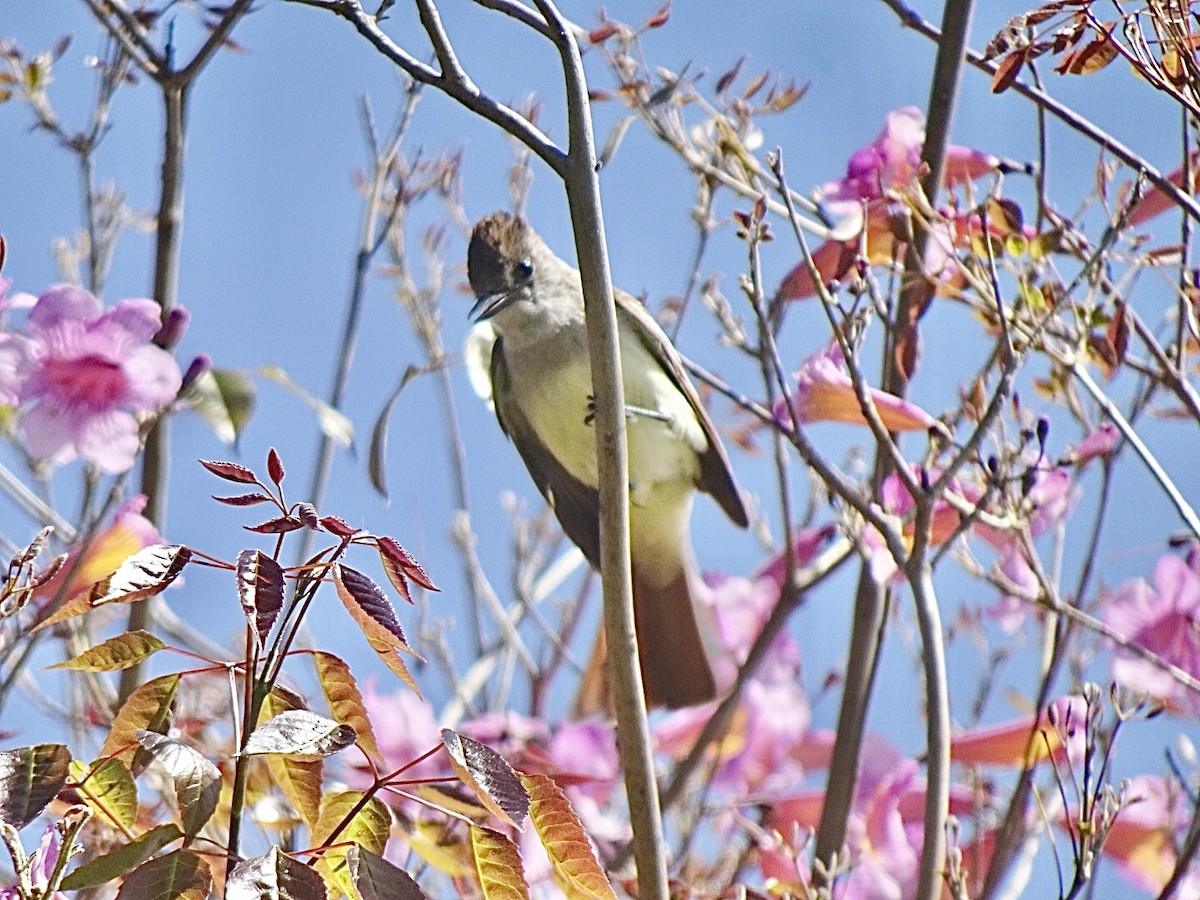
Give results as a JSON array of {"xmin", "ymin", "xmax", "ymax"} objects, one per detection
[
  {"xmin": 241, "ymin": 710, "xmax": 356, "ymax": 759},
  {"xmin": 70, "ymin": 757, "xmax": 138, "ymax": 830},
  {"xmin": 368, "ymin": 364, "xmax": 424, "ymax": 498},
  {"xmin": 102, "ymin": 673, "xmax": 180, "ymax": 772},
  {"xmin": 50, "ymin": 629, "xmax": 166, "ymax": 672},
  {"xmin": 312, "ymin": 791, "xmax": 390, "ymax": 899},
  {"xmin": 61, "ymin": 823, "xmax": 183, "ymax": 890},
  {"xmin": 187, "ymin": 367, "xmax": 256, "ymax": 444},
  {"xmin": 521, "ymin": 773, "xmax": 616, "ymax": 899},
  {"xmin": 0, "ymin": 743, "xmax": 70, "ymax": 828},
  {"xmin": 134, "ymin": 731, "xmax": 221, "ymax": 841},
  {"xmin": 263, "ymin": 690, "xmax": 323, "ymax": 831},
  {"xmin": 260, "ymin": 364, "xmax": 353, "ymax": 448}
]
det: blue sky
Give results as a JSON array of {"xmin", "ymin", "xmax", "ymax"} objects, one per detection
[{"xmin": 3, "ymin": 2, "xmax": 1197, "ymax": 894}]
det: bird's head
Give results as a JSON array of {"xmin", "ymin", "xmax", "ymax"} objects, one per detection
[{"xmin": 467, "ymin": 212, "xmax": 538, "ymax": 323}]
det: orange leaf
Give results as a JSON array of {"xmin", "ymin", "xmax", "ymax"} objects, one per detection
[
  {"xmin": 520, "ymin": 773, "xmax": 616, "ymax": 899},
  {"xmin": 991, "ymin": 47, "xmax": 1028, "ymax": 93},
  {"xmin": 313, "ymin": 651, "xmax": 384, "ymax": 765},
  {"xmin": 1057, "ymin": 22, "xmax": 1119, "ymax": 75},
  {"xmin": 101, "ymin": 673, "xmax": 180, "ymax": 770}
]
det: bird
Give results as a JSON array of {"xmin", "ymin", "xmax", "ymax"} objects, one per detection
[{"xmin": 466, "ymin": 211, "xmax": 748, "ymax": 710}]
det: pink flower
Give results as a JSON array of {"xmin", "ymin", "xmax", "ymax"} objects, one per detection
[
  {"xmin": 950, "ymin": 695, "xmax": 1087, "ymax": 768},
  {"xmin": 1072, "ymin": 775, "xmax": 1183, "ymax": 892},
  {"xmin": 760, "ymin": 739, "xmax": 997, "ymax": 899},
  {"xmin": 862, "ymin": 468, "xmax": 966, "ymax": 585},
  {"xmin": 359, "ymin": 683, "xmax": 443, "ymax": 780},
  {"xmin": 0, "ymin": 824, "xmax": 67, "ymax": 900},
  {"xmin": 773, "ymin": 345, "xmax": 938, "ymax": 433},
  {"xmin": 1103, "ymin": 554, "xmax": 1200, "ymax": 714},
  {"xmin": 34, "ymin": 495, "xmax": 160, "ymax": 616},
  {"xmin": 1064, "ymin": 423, "xmax": 1119, "ymax": 465},
  {"xmin": 0, "ymin": 279, "xmax": 35, "ymax": 406},
  {"xmin": 18, "ymin": 285, "xmax": 182, "ymax": 473},
  {"xmin": 1127, "ymin": 153, "xmax": 1200, "ymax": 227},
  {"xmin": 777, "ymin": 108, "xmax": 998, "ymax": 300},
  {"xmin": 818, "ymin": 107, "xmax": 997, "ymax": 219}
]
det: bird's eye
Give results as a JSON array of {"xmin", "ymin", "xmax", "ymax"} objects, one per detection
[{"xmin": 515, "ymin": 259, "xmax": 534, "ymax": 280}]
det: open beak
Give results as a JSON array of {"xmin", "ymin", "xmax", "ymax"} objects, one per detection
[{"xmin": 469, "ymin": 289, "xmax": 518, "ymax": 322}]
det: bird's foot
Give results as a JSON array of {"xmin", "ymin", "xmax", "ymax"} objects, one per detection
[{"xmin": 584, "ymin": 395, "xmax": 670, "ymax": 426}]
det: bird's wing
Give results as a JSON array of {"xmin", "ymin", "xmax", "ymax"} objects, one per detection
[
  {"xmin": 615, "ymin": 291, "xmax": 749, "ymax": 528},
  {"xmin": 490, "ymin": 336, "xmax": 603, "ymax": 567}
]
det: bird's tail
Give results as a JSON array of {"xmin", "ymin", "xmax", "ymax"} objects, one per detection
[{"xmin": 574, "ymin": 559, "xmax": 717, "ymax": 715}]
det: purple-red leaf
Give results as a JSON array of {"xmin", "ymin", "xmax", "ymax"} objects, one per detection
[
  {"xmin": 214, "ymin": 491, "xmax": 273, "ymax": 507},
  {"xmin": 237, "ymin": 549, "xmax": 285, "ymax": 646},
  {"xmin": 375, "ymin": 536, "xmax": 438, "ymax": 597},
  {"xmin": 245, "ymin": 515, "xmax": 305, "ymax": 534},
  {"xmin": 334, "ymin": 565, "xmax": 422, "ymax": 696},
  {"xmin": 320, "ymin": 515, "xmax": 359, "ymax": 538},
  {"xmin": 644, "ymin": 2, "xmax": 669, "ymax": 28},
  {"xmin": 442, "ymin": 729, "xmax": 529, "ymax": 829},
  {"xmin": 200, "ymin": 459, "xmax": 259, "ymax": 484},
  {"xmin": 267, "ymin": 447, "xmax": 286, "ymax": 485}
]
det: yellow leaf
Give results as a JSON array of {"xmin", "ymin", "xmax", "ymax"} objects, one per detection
[{"xmin": 470, "ymin": 825, "xmax": 529, "ymax": 900}]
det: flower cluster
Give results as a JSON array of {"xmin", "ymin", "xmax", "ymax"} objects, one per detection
[{"xmin": 0, "ymin": 282, "xmax": 182, "ymax": 474}]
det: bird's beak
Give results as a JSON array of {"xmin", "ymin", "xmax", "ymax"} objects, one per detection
[{"xmin": 469, "ymin": 289, "xmax": 518, "ymax": 322}]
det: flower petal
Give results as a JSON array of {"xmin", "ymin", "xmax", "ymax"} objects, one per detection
[
  {"xmin": 77, "ymin": 408, "xmax": 141, "ymax": 474},
  {"xmin": 28, "ymin": 285, "xmax": 101, "ymax": 334},
  {"xmin": 122, "ymin": 345, "xmax": 183, "ymax": 409},
  {"xmin": 21, "ymin": 402, "xmax": 79, "ymax": 465}
]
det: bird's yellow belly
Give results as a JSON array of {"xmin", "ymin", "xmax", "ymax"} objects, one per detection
[{"xmin": 517, "ymin": 332, "xmax": 704, "ymax": 502}]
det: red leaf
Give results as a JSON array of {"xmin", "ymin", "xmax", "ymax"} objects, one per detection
[
  {"xmin": 644, "ymin": 2, "xmax": 669, "ymax": 29},
  {"xmin": 375, "ymin": 537, "xmax": 438, "ymax": 593},
  {"xmin": 588, "ymin": 22, "xmax": 618, "ymax": 43},
  {"xmin": 321, "ymin": 515, "xmax": 360, "ymax": 538},
  {"xmin": 200, "ymin": 459, "xmax": 258, "ymax": 484},
  {"xmin": 245, "ymin": 516, "xmax": 304, "ymax": 534},
  {"xmin": 991, "ymin": 47, "xmax": 1028, "ymax": 93},
  {"xmin": 213, "ymin": 492, "xmax": 273, "ymax": 507},
  {"xmin": 267, "ymin": 447, "xmax": 285, "ymax": 485}
]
